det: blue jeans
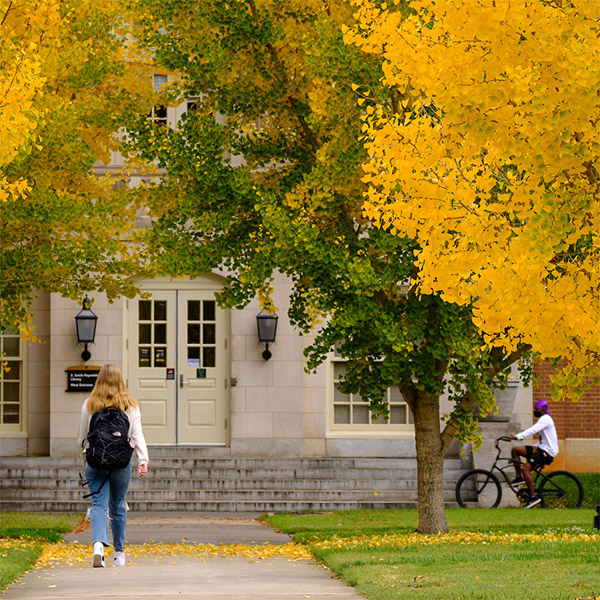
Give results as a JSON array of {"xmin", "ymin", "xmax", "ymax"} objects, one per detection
[{"xmin": 84, "ymin": 461, "xmax": 132, "ymax": 552}]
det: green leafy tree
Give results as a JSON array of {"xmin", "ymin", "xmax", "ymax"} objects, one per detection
[
  {"xmin": 126, "ymin": 0, "xmax": 532, "ymax": 533},
  {"xmin": 0, "ymin": 0, "xmax": 152, "ymax": 337}
]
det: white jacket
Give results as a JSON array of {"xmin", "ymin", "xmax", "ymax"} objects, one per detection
[
  {"xmin": 78, "ymin": 399, "xmax": 149, "ymax": 466},
  {"xmin": 516, "ymin": 413, "xmax": 559, "ymax": 457}
]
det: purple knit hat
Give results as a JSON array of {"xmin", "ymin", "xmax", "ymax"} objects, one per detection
[{"xmin": 534, "ymin": 399, "xmax": 550, "ymax": 414}]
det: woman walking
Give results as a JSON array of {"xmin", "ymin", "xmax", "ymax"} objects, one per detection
[{"xmin": 78, "ymin": 364, "xmax": 149, "ymax": 567}]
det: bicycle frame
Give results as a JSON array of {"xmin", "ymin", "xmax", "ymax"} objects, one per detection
[{"xmin": 489, "ymin": 437, "xmax": 553, "ymax": 500}]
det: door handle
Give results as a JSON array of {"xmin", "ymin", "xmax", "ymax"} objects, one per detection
[{"xmin": 179, "ymin": 374, "xmax": 188, "ymax": 388}]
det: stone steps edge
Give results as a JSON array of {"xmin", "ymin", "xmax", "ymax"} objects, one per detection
[
  {"xmin": 2, "ymin": 500, "xmax": 465, "ymax": 512},
  {"xmin": 0, "ymin": 480, "xmax": 452, "ymax": 491}
]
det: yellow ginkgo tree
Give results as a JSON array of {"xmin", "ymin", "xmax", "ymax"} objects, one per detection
[
  {"xmin": 347, "ymin": 0, "xmax": 600, "ymax": 397},
  {"xmin": 0, "ymin": 1, "xmax": 61, "ymax": 204},
  {"xmin": 1, "ymin": 0, "xmax": 153, "ymax": 336}
]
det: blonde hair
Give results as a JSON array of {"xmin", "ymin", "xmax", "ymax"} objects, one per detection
[{"xmin": 87, "ymin": 364, "xmax": 138, "ymax": 413}]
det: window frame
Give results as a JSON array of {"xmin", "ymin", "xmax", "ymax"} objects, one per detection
[
  {"xmin": 0, "ymin": 330, "xmax": 28, "ymax": 437},
  {"xmin": 150, "ymin": 74, "xmax": 169, "ymax": 126},
  {"xmin": 326, "ymin": 353, "xmax": 415, "ymax": 438}
]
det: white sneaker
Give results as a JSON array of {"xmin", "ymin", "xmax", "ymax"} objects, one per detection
[
  {"xmin": 113, "ymin": 551, "xmax": 126, "ymax": 567},
  {"xmin": 92, "ymin": 541, "xmax": 105, "ymax": 568},
  {"xmin": 524, "ymin": 495, "xmax": 542, "ymax": 509}
]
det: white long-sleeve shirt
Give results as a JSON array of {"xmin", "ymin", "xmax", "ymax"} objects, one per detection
[
  {"xmin": 516, "ymin": 413, "xmax": 559, "ymax": 457},
  {"xmin": 78, "ymin": 399, "xmax": 149, "ymax": 466}
]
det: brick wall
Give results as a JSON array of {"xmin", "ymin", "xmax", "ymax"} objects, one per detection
[{"xmin": 533, "ymin": 360, "xmax": 600, "ymax": 439}]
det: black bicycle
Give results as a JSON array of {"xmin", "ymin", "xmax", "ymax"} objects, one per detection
[{"xmin": 455, "ymin": 436, "xmax": 584, "ymax": 508}]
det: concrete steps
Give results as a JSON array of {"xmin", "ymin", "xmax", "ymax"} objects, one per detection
[{"xmin": 0, "ymin": 453, "xmax": 466, "ymax": 512}]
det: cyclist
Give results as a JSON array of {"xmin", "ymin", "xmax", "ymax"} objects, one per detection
[{"xmin": 509, "ymin": 399, "xmax": 558, "ymax": 508}]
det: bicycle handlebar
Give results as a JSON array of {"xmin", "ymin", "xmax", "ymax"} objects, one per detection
[{"xmin": 494, "ymin": 436, "xmax": 513, "ymax": 451}]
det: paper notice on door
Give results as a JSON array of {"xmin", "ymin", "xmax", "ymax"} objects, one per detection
[{"xmin": 187, "ymin": 358, "xmax": 200, "ymax": 368}]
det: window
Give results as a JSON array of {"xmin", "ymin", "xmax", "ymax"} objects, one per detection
[
  {"xmin": 150, "ymin": 105, "xmax": 167, "ymax": 125},
  {"xmin": 150, "ymin": 74, "xmax": 168, "ymax": 125},
  {"xmin": 186, "ymin": 299, "xmax": 216, "ymax": 368},
  {"xmin": 138, "ymin": 300, "xmax": 168, "ymax": 368},
  {"xmin": 329, "ymin": 353, "xmax": 413, "ymax": 434},
  {"xmin": 0, "ymin": 329, "xmax": 25, "ymax": 433},
  {"xmin": 186, "ymin": 98, "xmax": 199, "ymax": 112}
]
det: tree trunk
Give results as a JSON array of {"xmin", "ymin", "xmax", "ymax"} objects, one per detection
[{"xmin": 412, "ymin": 391, "xmax": 449, "ymax": 534}]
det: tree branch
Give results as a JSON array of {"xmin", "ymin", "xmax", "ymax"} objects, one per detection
[
  {"xmin": 1, "ymin": 1, "xmax": 13, "ymax": 26},
  {"xmin": 399, "ymin": 381, "xmax": 418, "ymax": 415},
  {"xmin": 439, "ymin": 344, "xmax": 531, "ymax": 455},
  {"xmin": 246, "ymin": 0, "xmax": 319, "ymax": 153}
]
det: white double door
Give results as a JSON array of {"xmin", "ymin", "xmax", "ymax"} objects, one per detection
[{"xmin": 127, "ymin": 288, "xmax": 230, "ymax": 445}]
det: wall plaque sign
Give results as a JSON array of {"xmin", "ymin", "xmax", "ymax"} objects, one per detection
[{"xmin": 66, "ymin": 365, "xmax": 101, "ymax": 392}]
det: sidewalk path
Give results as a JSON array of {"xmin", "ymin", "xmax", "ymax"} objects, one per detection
[{"xmin": 2, "ymin": 513, "xmax": 362, "ymax": 599}]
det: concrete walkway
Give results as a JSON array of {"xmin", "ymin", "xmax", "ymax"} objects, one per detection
[{"xmin": 2, "ymin": 513, "xmax": 362, "ymax": 599}]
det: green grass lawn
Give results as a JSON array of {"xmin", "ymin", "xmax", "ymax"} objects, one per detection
[
  {"xmin": 312, "ymin": 540, "xmax": 597, "ymax": 600},
  {"xmin": 0, "ymin": 540, "xmax": 45, "ymax": 594},
  {"xmin": 0, "ymin": 512, "xmax": 84, "ymax": 592},
  {"xmin": 264, "ymin": 507, "xmax": 600, "ymax": 600},
  {"xmin": 576, "ymin": 473, "xmax": 600, "ymax": 509},
  {"xmin": 266, "ymin": 506, "xmax": 598, "ymax": 542}
]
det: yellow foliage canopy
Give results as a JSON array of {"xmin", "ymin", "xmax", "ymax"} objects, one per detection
[
  {"xmin": 0, "ymin": 0, "xmax": 154, "ymax": 335},
  {"xmin": 0, "ymin": 1, "xmax": 63, "ymax": 202},
  {"xmin": 347, "ymin": 0, "xmax": 600, "ymax": 397}
]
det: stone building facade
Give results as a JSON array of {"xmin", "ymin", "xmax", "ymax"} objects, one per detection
[
  {"xmin": 1, "ymin": 276, "xmax": 597, "ymax": 477},
  {"xmin": 0, "ymin": 274, "xmax": 433, "ymax": 461}
]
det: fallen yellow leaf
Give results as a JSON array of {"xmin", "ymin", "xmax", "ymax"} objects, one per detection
[{"xmin": 37, "ymin": 541, "xmax": 312, "ymax": 569}]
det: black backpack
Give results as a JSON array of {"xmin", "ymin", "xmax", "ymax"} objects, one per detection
[{"xmin": 82, "ymin": 407, "xmax": 134, "ymax": 498}]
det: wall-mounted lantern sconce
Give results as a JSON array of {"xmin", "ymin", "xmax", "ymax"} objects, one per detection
[
  {"xmin": 75, "ymin": 297, "xmax": 98, "ymax": 362},
  {"xmin": 256, "ymin": 312, "xmax": 278, "ymax": 361}
]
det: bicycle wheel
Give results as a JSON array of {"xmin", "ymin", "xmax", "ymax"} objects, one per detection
[
  {"xmin": 539, "ymin": 471, "xmax": 584, "ymax": 508},
  {"xmin": 455, "ymin": 469, "xmax": 502, "ymax": 508}
]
